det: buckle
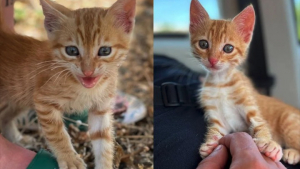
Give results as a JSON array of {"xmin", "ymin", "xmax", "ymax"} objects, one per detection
[{"xmin": 161, "ymin": 82, "xmax": 180, "ymax": 106}]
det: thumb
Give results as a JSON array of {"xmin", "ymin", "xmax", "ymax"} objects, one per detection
[{"xmin": 196, "ymin": 145, "xmax": 229, "ymax": 169}]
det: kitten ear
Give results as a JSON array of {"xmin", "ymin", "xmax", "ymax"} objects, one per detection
[
  {"xmin": 232, "ymin": 5, "xmax": 256, "ymax": 43},
  {"xmin": 190, "ymin": 0, "xmax": 209, "ymax": 34},
  {"xmin": 109, "ymin": 0, "xmax": 136, "ymax": 33},
  {"xmin": 40, "ymin": 0, "xmax": 70, "ymax": 35}
]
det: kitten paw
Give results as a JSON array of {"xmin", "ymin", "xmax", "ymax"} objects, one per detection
[
  {"xmin": 283, "ymin": 149, "xmax": 300, "ymax": 165},
  {"xmin": 254, "ymin": 139, "xmax": 283, "ymax": 161},
  {"xmin": 199, "ymin": 136, "xmax": 220, "ymax": 158},
  {"xmin": 16, "ymin": 135, "xmax": 36, "ymax": 148},
  {"xmin": 57, "ymin": 154, "xmax": 86, "ymax": 169}
]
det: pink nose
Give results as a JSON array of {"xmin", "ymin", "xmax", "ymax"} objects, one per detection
[
  {"xmin": 83, "ymin": 70, "xmax": 94, "ymax": 77},
  {"xmin": 208, "ymin": 58, "xmax": 218, "ymax": 66}
]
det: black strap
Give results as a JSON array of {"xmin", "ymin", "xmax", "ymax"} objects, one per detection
[{"xmin": 154, "ymin": 82, "xmax": 198, "ymax": 107}]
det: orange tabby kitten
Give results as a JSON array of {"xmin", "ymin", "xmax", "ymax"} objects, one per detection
[
  {"xmin": 0, "ymin": 0, "xmax": 135, "ymax": 168},
  {"xmin": 190, "ymin": 0, "xmax": 300, "ymax": 165}
]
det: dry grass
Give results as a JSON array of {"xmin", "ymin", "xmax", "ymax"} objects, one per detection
[{"xmin": 14, "ymin": 0, "xmax": 153, "ymax": 168}]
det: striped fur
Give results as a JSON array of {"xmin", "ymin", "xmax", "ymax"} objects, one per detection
[
  {"xmin": 0, "ymin": 0, "xmax": 136, "ymax": 168},
  {"xmin": 190, "ymin": 0, "xmax": 300, "ymax": 165}
]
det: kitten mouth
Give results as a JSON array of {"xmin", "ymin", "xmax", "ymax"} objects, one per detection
[
  {"xmin": 206, "ymin": 65, "xmax": 220, "ymax": 71},
  {"xmin": 78, "ymin": 75, "xmax": 101, "ymax": 88},
  {"xmin": 209, "ymin": 66, "xmax": 219, "ymax": 70}
]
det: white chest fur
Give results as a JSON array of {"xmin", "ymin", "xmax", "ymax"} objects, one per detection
[{"xmin": 200, "ymin": 71, "xmax": 248, "ymax": 133}]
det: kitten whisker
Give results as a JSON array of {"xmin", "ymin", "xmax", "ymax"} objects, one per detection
[
  {"xmin": 29, "ymin": 66, "xmax": 55, "ymax": 79},
  {"xmin": 27, "ymin": 62, "xmax": 65, "ymax": 76},
  {"xmin": 40, "ymin": 69, "xmax": 67, "ymax": 89},
  {"xmin": 62, "ymin": 72, "xmax": 72, "ymax": 84},
  {"xmin": 50, "ymin": 65, "xmax": 67, "ymax": 71},
  {"xmin": 36, "ymin": 60, "xmax": 67, "ymax": 65},
  {"xmin": 54, "ymin": 69, "xmax": 69, "ymax": 84},
  {"xmin": 29, "ymin": 64, "xmax": 68, "ymax": 79}
]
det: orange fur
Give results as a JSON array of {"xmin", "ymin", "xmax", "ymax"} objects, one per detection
[
  {"xmin": 0, "ymin": 0, "xmax": 136, "ymax": 168},
  {"xmin": 190, "ymin": 0, "xmax": 300, "ymax": 165}
]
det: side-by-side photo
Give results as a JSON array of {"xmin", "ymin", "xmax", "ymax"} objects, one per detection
[
  {"xmin": 0, "ymin": 0, "xmax": 153, "ymax": 169},
  {"xmin": 154, "ymin": 0, "xmax": 300, "ymax": 169},
  {"xmin": 1, "ymin": 0, "xmax": 300, "ymax": 169}
]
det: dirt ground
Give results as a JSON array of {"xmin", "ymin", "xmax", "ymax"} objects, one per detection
[{"xmin": 14, "ymin": 0, "xmax": 153, "ymax": 168}]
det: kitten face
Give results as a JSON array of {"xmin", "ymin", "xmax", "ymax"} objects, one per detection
[
  {"xmin": 40, "ymin": 0, "xmax": 135, "ymax": 88},
  {"xmin": 189, "ymin": 0, "xmax": 255, "ymax": 73},
  {"xmin": 191, "ymin": 20, "xmax": 244, "ymax": 73}
]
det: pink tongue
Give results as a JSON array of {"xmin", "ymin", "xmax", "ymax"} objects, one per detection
[{"xmin": 81, "ymin": 77, "xmax": 98, "ymax": 88}]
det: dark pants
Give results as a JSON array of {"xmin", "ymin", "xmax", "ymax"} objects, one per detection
[{"xmin": 153, "ymin": 55, "xmax": 299, "ymax": 169}]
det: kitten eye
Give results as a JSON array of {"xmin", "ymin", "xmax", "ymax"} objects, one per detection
[
  {"xmin": 223, "ymin": 44, "xmax": 234, "ymax": 53},
  {"xmin": 199, "ymin": 40, "xmax": 209, "ymax": 49},
  {"xmin": 98, "ymin": 46, "xmax": 112, "ymax": 56},
  {"xmin": 65, "ymin": 46, "xmax": 79, "ymax": 56}
]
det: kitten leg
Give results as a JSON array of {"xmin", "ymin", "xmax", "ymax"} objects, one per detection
[
  {"xmin": 0, "ymin": 104, "xmax": 20, "ymax": 141},
  {"xmin": 200, "ymin": 106, "xmax": 227, "ymax": 158},
  {"xmin": 89, "ymin": 107, "xmax": 114, "ymax": 169},
  {"xmin": 283, "ymin": 149, "xmax": 300, "ymax": 165},
  {"xmin": 0, "ymin": 105, "xmax": 35, "ymax": 147},
  {"xmin": 281, "ymin": 112, "xmax": 300, "ymax": 164},
  {"xmin": 245, "ymin": 106, "xmax": 283, "ymax": 161},
  {"xmin": 34, "ymin": 102, "xmax": 86, "ymax": 169},
  {"xmin": 282, "ymin": 130, "xmax": 300, "ymax": 164},
  {"xmin": 2, "ymin": 120, "xmax": 35, "ymax": 147}
]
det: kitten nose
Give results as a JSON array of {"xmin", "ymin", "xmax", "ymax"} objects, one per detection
[
  {"xmin": 208, "ymin": 58, "xmax": 218, "ymax": 66},
  {"xmin": 83, "ymin": 70, "xmax": 94, "ymax": 77}
]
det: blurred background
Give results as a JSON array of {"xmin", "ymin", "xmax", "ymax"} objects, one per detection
[
  {"xmin": 154, "ymin": 0, "xmax": 300, "ymax": 108},
  {"xmin": 13, "ymin": 0, "xmax": 153, "ymax": 168}
]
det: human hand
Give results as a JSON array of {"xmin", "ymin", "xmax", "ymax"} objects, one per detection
[
  {"xmin": 197, "ymin": 132, "xmax": 286, "ymax": 169},
  {"xmin": 196, "ymin": 144, "xmax": 229, "ymax": 169}
]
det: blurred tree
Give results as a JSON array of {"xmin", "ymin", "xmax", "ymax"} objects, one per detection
[{"xmin": 295, "ymin": 0, "xmax": 300, "ymax": 40}]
